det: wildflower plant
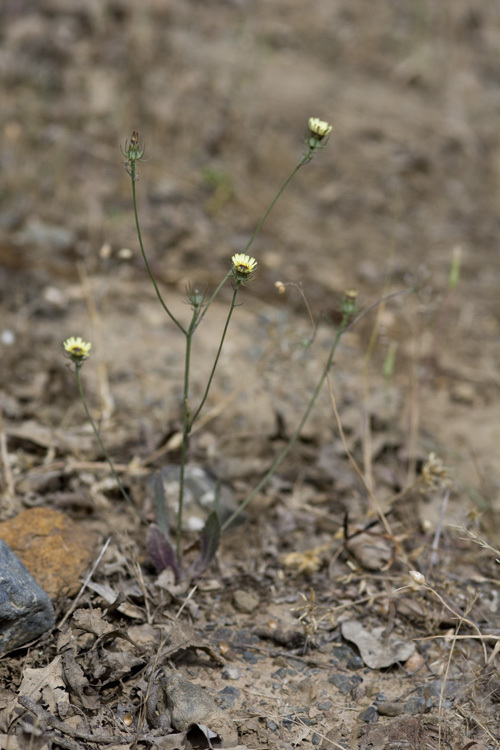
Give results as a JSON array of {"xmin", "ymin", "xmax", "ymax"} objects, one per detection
[{"xmin": 65, "ymin": 116, "xmax": 366, "ymax": 580}]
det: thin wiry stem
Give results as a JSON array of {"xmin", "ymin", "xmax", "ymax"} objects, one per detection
[
  {"xmin": 75, "ymin": 364, "xmax": 143, "ymax": 521},
  {"xmin": 130, "ymin": 162, "xmax": 186, "ymax": 335},
  {"xmin": 222, "ymin": 315, "xmax": 349, "ymax": 531},
  {"xmin": 242, "ymin": 152, "xmax": 312, "ymax": 258},
  {"xmin": 192, "ymin": 283, "xmax": 240, "ymax": 423},
  {"xmin": 176, "ymin": 309, "xmax": 200, "ymax": 561}
]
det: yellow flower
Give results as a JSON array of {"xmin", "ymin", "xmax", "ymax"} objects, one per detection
[
  {"xmin": 308, "ymin": 117, "xmax": 332, "ymax": 139},
  {"xmin": 231, "ymin": 253, "xmax": 258, "ymax": 281},
  {"xmin": 63, "ymin": 336, "xmax": 92, "ymax": 362}
]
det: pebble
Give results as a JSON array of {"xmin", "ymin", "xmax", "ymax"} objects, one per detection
[
  {"xmin": 14, "ymin": 218, "xmax": 75, "ymax": 251},
  {"xmin": 0, "ymin": 540, "xmax": 55, "ymax": 653},
  {"xmin": 358, "ymin": 705, "xmax": 378, "ymax": 723},
  {"xmin": 328, "ymin": 673, "xmax": 363, "ymax": 695},
  {"xmin": 232, "ymin": 589, "xmax": 260, "ymax": 613},
  {"xmin": 376, "ymin": 701, "xmax": 404, "ymax": 716},
  {"xmin": 221, "ymin": 666, "xmax": 240, "ymax": 680},
  {"xmin": 243, "ymin": 650, "xmax": 258, "ymax": 664},
  {"xmin": 217, "ymin": 686, "xmax": 240, "ymax": 710}
]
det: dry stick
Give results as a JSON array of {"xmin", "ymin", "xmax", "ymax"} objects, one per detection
[
  {"xmin": 77, "ymin": 262, "xmax": 115, "ymax": 425},
  {"xmin": 303, "ymin": 284, "xmax": 413, "ymax": 562},
  {"xmin": 58, "ymin": 536, "xmax": 111, "ymax": 628},
  {"xmin": 0, "ymin": 406, "xmax": 15, "ymax": 503},
  {"xmin": 326, "ymin": 377, "xmax": 410, "ymax": 565},
  {"xmin": 175, "ymin": 584, "xmax": 198, "ymax": 619},
  {"xmin": 437, "ymin": 617, "xmax": 463, "ymax": 749},
  {"xmin": 134, "ymin": 635, "xmax": 166, "ymax": 750},
  {"xmin": 429, "ymin": 488, "xmax": 450, "ymax": 571},
  {"xmin": 18, "ymin": 696, "xmax": 131, "ymax": 745},
  {"xmin": 416, "ymin": 581, "xmax": 488, "ymax": 664},
  {"xmin": 405, "ymin": 301, "xmax": 421, "ymax": 486}
]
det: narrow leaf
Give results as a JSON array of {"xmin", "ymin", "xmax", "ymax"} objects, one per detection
[
  {"xmin": 146, "ymin": 524, "xmax": 180, "ymax": 579},
  {"xmin": 189, "ymin": 511, "xmax": 221, "ymax": 578},
  {"xmin": 152, "ymin": 472, "xmax": 170, "ymax": 539}
]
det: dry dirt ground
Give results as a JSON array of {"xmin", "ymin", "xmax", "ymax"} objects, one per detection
[{"xmin": 1, "ymin": 1, "xmax": 500, "ymax": 748}]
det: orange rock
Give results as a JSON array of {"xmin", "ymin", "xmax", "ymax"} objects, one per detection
[{"xmin": 0, "ymin": 508, "xmax": 95, "ymax": 599}]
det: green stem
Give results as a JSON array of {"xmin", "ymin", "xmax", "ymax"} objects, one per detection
[
  {"xmin": 196, "ymin": 272, "xmax": 232, "ymax": 328},
  {"xmin": 130, "ymin": 164, "xmax": 186, "ymax": 335},
  {"xmin": 75, "ymin": 364, "xmax": 143, "ymax": 521},
  {"xmin": 221, "ymin": 315, "xmax": 348, "ymax": 531},
  {"xmin": 192, "ymin": 284, "xmax": 240, "ymax": 423},
  {"xmin": 242, "ymin": 152, "xmax": 312, "ymax": 257},
  {"xmin": 176, "ymin": 310, "xmax": 199, "ymax": 561}
]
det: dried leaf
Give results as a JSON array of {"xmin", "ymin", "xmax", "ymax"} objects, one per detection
[
  {"xmin": 341, "ymin": 620, "xmax": 415, "ymax": 669},
  {"xmin": 18, "ymin": 656, "xmax": 67, "ymax": 716}
]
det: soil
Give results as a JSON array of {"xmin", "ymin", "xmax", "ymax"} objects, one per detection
[{"xmin": 1, "ymin": 1, "xmax": 499, "ymax": 748}]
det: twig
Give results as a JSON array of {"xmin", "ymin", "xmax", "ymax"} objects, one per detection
[
  {"xmin": 18, "ymin": 696, "xmax": 131, "ymax": 744},
  {"xmin": 429, "ymin": 488, "xmax": 450, "ymax": 571},
  {"xmin": 0, "ymin": 406, "xmax": 15, "ymax": 506},
  {"xmin": 58, "ymin": 536, "xmax": 111, "ymax": 628}
]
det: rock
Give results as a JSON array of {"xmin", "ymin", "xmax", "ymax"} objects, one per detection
[
  {"xmin": 327, "ymin": 673, "xmax": 363, "ymax": 695},
  {"xmin": 14, "ymin": 218, "xmax": 75, "ymax": 251},
  {"xmin": 159, "ymin": 671, "xmax": 239, "ymax": 747},
  {"xmin": 0, "ymin": 508, "xmax": 94, "ymax": 598},
  {"xmin": 221, "ymin": 666, "xmax": 241, "ymax": 680},
  {"xmin": 232, "ymin": 589, "xmax": 259, "ymax": 613},
  {"xmin": 0, "ymin": 539, "xmax": 55, "ymax": 653}
]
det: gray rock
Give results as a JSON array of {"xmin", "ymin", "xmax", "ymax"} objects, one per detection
[
  {"xmin": 0, "ymin": 540, "xmax": 55, "ymax": 653},
  {"xmin": 14, "ymin": 218, "xmax": 75, "ymax": 251}
]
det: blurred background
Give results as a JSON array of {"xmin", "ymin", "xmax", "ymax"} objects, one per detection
[{"xmin": 0, "ymin": 0, "xmax": 499, "ymax": 512}]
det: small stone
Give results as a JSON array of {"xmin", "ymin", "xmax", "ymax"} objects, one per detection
[
  {"xmin": 376, "ymin": 701, "xmax": 404, "ymax": 716},
  {"xmin": 328, "ymin": 673, "xmax": 363, "ymax": 695},
  {"xmin": 232, "ymin": 589, "xmax": 260, "ymax": 613},
  {"xmin": 450, "ymin": 382, "xmax": 475, "ymax": 404},
  {"xmin": 160, "ymin": 671, "xmax": 238, "ymax": 746},
  {"xmin": 221, "ymin": 666, "xmax": 240, "ymax": 681},
  {"xmin": 404, "ymin": 694, "xmax": 426, "ymax": 715},
  {"xmin": 0, "ymin": 540, "xmax": 55, "ymax": 653},
  {"xmin": 15, "ymin": 218, "xmax": 75, "ymax": 251},
  {"xmin": 358, "ymin": 705, "xmax": 378, "ymax": 723},
  {"xmin": 243, "ymin": 651, "xmax": 258, "ymax": 664},
  {"xmin": 0, "ymin": 508, "xmax": 94, "ymax": 598},
  {"xmin": 217, "ymin": 686, "xmax": 240, "ymax": 710}
]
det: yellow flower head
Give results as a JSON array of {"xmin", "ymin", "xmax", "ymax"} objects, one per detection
[
  {"xmin": 63, "ymin": 336, "xmax": 92, "ymax": 363},
  {"xmin": 308, "ymin": 117, "xmax": 332, "ymax": 139},
  {"xmin": 231, "ymin": 253, "xmax": 258, "ymax": 282}
]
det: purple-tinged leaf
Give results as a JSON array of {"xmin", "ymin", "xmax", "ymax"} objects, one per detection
[
  {"xmin": 152, "ymin": 472, "xmax": 170, "ymax": 539},
  {"xmin": 146, "ymin": 524, "xmax": 180, "ymax": 579},
  {"xmin": 189, "ymin": 511, "xmax": 221, "ymax": 578}
]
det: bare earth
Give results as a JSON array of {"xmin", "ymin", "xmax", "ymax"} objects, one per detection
[{"xmin": 0, "ymin": 1, "xmax": 499, "ymax": 748}]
